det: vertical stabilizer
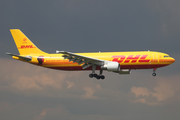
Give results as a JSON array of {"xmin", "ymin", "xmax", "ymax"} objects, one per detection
[{"xmin": 10, "ymin": 29, "xmax": 47, "ymax": 55}]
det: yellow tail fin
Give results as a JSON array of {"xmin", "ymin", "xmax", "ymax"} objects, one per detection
[{"xmin": 10, "ymin": 29, "xmax": 47, "ymax": 55}]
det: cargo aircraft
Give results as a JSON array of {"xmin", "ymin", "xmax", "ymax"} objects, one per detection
[{"xmin": 6, "ymin": 29, "xmax": 175, "ymax": 79}]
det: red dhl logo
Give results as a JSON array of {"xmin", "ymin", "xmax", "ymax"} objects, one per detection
[
  {"xmin": 19, "ymin": 45, "xmax": 36, "ymax": 49},
  {"xmin": 112, "ymin": 55, "xmax": 150, "ymax": 63}
]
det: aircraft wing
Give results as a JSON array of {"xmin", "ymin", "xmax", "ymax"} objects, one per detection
[{"xmin": 56, "ymin": 51, "xmax": 108, "ymax": 69}]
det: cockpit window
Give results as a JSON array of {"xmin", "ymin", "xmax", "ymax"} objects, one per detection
[{"xmin": 164, "ymin": 56, "xmax": 169, "ymax": 58}]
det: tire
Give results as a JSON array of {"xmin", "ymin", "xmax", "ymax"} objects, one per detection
[
  {"xmin": 152, "ymin": 73, "xmax": 156, "ymax": 76},
  {"xmin": 93, "ymin": 74, "xmax": 98, "ymax": 77},
  {"xmin": 96, "ymin": 76, "xmax": 100, "ymax": 79},
  {"xmin": 101, "ymin": 75, "xmax": 105, "ymax": 79},
  {"xmin": 89, "ymin": 74, "xmax": 94, "ymax": 78}
]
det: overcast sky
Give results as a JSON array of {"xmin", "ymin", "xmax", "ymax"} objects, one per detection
[{"xmin": 0, "ymin": 0, "xmax": 180, "ymax": 120}]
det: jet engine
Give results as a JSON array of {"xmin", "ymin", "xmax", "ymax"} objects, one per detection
[{"xmin": 101, "ymin": 62, "xmax": 120, "ymax": 72}]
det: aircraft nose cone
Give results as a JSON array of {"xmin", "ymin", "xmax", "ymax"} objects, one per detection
[{"xmin": 170, "ymin": 58, "xmax": 175, "ymax": 63}]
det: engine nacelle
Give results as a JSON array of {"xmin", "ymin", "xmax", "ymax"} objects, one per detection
[
  {"xmin": 118, "ymin": 69, "xmax": 131, "ymax": 74},
  {"xmin": 101, "ymin": 62, "xmax": 120, "ymax": 72}
]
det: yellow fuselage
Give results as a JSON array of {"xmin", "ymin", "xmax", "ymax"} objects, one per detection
[{"xmin": 13, "ymin": 51, "xmax": 175, "ymax": 71}]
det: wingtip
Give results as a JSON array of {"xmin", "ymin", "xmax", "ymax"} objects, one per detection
[
  {"xmin": 6, "ymin": 52, "xmax": 11, "ymax": 55},
  {"xmin": 56, "ymin": 50, "xmax": 60, "ymax": 53}
]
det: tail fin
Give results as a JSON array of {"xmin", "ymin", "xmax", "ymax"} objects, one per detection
[{"xmin": 10, "ymin": 29, "xmax": 47, "ymax": 55}]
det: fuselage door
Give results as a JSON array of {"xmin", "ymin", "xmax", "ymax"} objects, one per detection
[{"xmin": 152, "ymin": 53, "xmax": 158, "ymax": 63}]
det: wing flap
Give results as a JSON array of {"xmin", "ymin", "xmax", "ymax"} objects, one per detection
[{"xmin": 82, "ymin": 63, "xmax": 92, "ymax": 69}]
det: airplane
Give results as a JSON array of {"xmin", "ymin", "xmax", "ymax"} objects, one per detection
[{"xmin": 6, "ymin": 29, "xmax": 175, "ymax": 79}]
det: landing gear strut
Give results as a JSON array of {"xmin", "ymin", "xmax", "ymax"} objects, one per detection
[
  {"xmin": 98, "ymin": 70, "xmax": 105, "ymax": 80},
  {"xmin": 152, "ymin": 68, "xmax": 156, "ymax": 76},
  {"xmin": 89, "ymin": 65, "xmax": 105, "ymax": 80}
]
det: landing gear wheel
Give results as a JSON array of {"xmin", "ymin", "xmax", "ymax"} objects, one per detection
[
  {"xmin": 152, "ymin": 73, "xmax": 156, "ymax": 76},
  {"xmin": 89, "ymin": 74, "xmax": 94, "ymax": 78},
  {"xmin": 96, "ymin": 76, "xmax": 101, "ymax": 79},
  {"xmin": 100, "ymin": 75, "xmax": 105, "ymax": 79},
  {"xmin": 93, "ymin": 74, "xmax": 98, "ymax": 78}
]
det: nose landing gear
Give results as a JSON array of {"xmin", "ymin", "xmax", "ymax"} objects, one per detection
[
  {"xmin": 152, "ymin": 73, "xmax": 156, "ymax": 76},
  {"xmin": 152, "ymin": 68, "xmax": 156, "ymax": 76}
]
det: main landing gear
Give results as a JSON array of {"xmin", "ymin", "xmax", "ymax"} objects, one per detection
[
  {"xmin": 152, "ymin": 68, "xmax": 156, "ymax": 76},
  {"xmin": 89, "ymin": 73, "xmax": 105, "ymax": 79},
  {"xmin": 89, "ymin": 65, "xmax": 105, "ymax": 80}
]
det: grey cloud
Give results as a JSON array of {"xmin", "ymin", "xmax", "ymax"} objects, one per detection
[
  {"xmin": 1, "ymin": 0, "xmax": 179, "ymax": 57},
  {"xmin": 0, "ymin": 58, "xmax": 180, "ymax": 120},
  {"xmin": 129, "ymin": 75, "xmax": 180, "ymax": 106}
]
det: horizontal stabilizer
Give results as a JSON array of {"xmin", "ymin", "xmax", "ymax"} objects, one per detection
[{"xmin": 6, "ymin": 53, "xmax": 32, "ymax": 61}]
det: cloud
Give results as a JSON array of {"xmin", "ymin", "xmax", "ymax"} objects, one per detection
[
  {"xmin": 0, "ymin": 58, "xmax": 129, "ymax": 102},
  {"xmin": 0, "ymin": 58, "xmax": 108, "ymax": 100},
  {"xmin": 81, "ymin": 84, "xmax": 102, "ymax": 99},
  {"xmin": 1, "ymin": 57, "xmax": 180, "ymax": 100},
  {"xmin": 1, "ymin": 57, "xmax": 180, "ymax": 120},
  {"xmin": 66, "ymin": 81, "xmax": 75, "ymax": 89},
  {"xmin": 0, "ymin": 101, "xmax": 13, "ymax": 112},
  {"xmin": 0, "ymin": 58, "xmax": 81, "ymax": 97},
  {"xmin": 32, "ymin": 108, "xmax": 53, "ymax": 120},
  {"xmin": 130, "ymin": 75, "xmax": 180, "ymax": 106},
  {"xmin": 32, "ymin": 104, "xmax": 121, "ymax": 120},
  {"xmin": 153, "ymin": 79, "xmax": 175, "ymax": 101},
  {"xmin": 82, "ymin": 87, "xmax": 97, "ymax": 99},
  {"xmin": 131, "ymin": 87, "xmax": 151, "ymax": 97}
]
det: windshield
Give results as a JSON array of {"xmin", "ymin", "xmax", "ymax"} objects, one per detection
[{"xmin": 164, "ymin": 55, "xmax": 169, "ymax": 58}]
